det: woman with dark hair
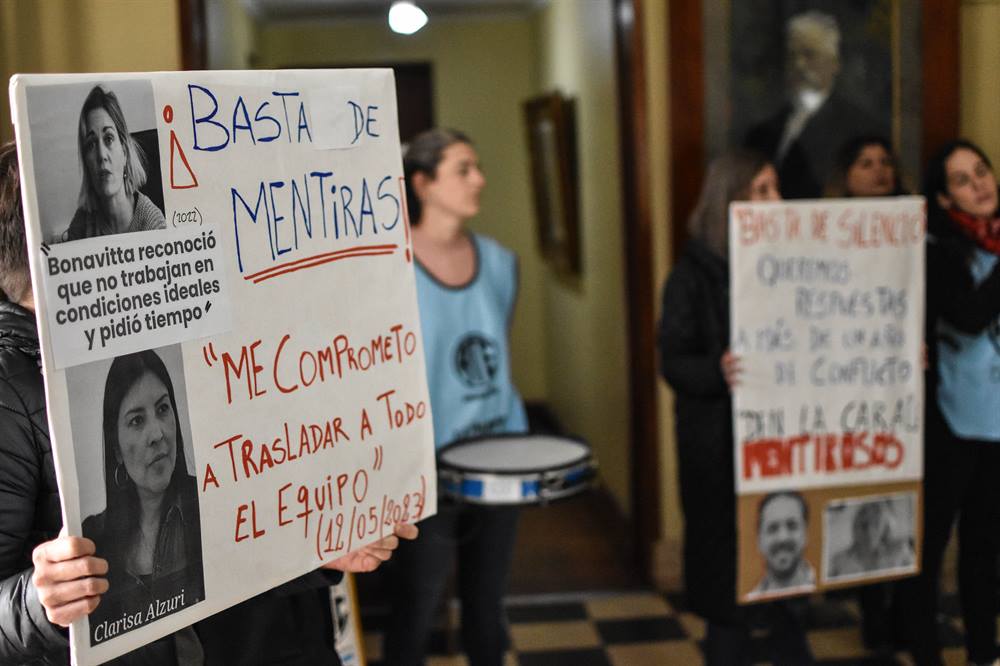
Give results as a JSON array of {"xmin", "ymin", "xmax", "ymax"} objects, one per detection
[
  {"xmin": 63, "ymin": 85, "xmax": 165, "ymax": 241},
  {"xmin": 825, "ymin": 134, "xmax": 910, "ymax": 654},
  {"xmin": 825, "ymin": 135, "xmax": 907, "ymax": 198},
  {"xmin": 82, "ymin": 350, "xmax": 203, "ymax": 647},
  {"xmin": 659, "ymin": 150, "xmax": 817, "ymax": 664},
  {"xmin": 898, "ymin": 139, "xmax": 1000, "ymax": 666},
  {"xmin": 384, "ymin": 128, "xmax": 527, "ymax": 666}
]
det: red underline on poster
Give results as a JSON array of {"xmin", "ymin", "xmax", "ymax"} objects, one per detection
[
  {"xmin": 243, "ymin": 244, "xmax": 399, "ymax": 284},
  {"xmin": 398, "ymin": 176, "xmax": 412, "ymax": 263}
]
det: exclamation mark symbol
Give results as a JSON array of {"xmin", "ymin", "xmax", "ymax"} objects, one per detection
[
  {"xmin": 165, "ymin": 105, "xmax": 199, "ymax": 190},
  {"xmin": 398, "ymin": 176, "xmax": 411, "ymax": 263}
]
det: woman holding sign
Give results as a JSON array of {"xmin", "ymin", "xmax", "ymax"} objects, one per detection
[
  {"xmin": 825, "ymin": 135, "xmax": 908, "ymax": 198},
  {"xmin": 899, "ymin": 140, "xmax": 1000, "ymax": 666},
  {"xmin": 384, "ymin": 128, "xmax": 528, "ymax": 666},
  {"xmin": 0, "ymin": 139, "xmax": 416, "ymax": 665},
  {"xmin": 658, "ymin": 150, "xmax": 820, "ymax": 665},
  {"xmin": 825, "ymin": 133, "xmax": 910, "ymax": 654},
  {"xmin": 63, "ymin": 84, "xmax": 165, "ymax": 241}
]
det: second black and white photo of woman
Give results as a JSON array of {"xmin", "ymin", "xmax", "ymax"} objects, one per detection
[
  {"xmin": 24, "ymin": 79, "xmax": 165, "ymax": 243},
  {"xmin": 66, "ymin": 344, "xmax": 204, "ymax": 646},
  {"xmin": 823, "ymin": 492, "xmax": 917, "ymax": 583}
]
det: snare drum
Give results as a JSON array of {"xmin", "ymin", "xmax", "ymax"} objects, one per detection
[{"xmin": 437, "ymin": 434, "xmax": 596, "ymax": 506}]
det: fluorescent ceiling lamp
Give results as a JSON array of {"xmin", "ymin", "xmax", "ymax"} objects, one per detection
[{"xmin": 388, "ymin": 1, "xmax": 428, "ymax": 35}]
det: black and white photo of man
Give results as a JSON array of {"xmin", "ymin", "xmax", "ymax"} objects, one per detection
[{"xmin": 749, "ymin": 490, "xmax": 816, "ymax": 598}]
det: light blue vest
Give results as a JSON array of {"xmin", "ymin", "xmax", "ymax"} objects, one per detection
[
  {"xmin": 937, "ymin": 247, "xmax": 1000, "ymax": 440},
  {"xmin": 415, "ymin": 233, "xmax": 528, "ymax": 448}
]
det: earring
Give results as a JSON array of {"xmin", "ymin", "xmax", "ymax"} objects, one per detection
[{"xmin": 115, "ymin": 462, "xmax": 129, "ymax": 488}]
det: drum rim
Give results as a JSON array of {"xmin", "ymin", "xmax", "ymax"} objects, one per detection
[{"xmin": 437, "ymin": 431, "xmax": 592, "ymax": 475}]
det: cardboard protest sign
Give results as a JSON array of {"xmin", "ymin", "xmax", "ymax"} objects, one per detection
[
  {"xmin": 729, "ymin": 198, "xmax": 924, "ymax": 602},
  {"xmin": 330, "ymin": 574, "xmax": 364, "ymax": 666},
  {"xmin": 10, "ymin": 70, "xmax": 435, "ymax": 665}
]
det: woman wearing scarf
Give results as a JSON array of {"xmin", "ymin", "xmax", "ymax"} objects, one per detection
[{"xmin": 899, "ymin": 139, "xmax": 1000, "ymax": 666}]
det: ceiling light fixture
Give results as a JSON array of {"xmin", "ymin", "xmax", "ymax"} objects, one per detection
[{"xmin": 388, "ymin": 1, "xmax": 428, "ymax": 35}]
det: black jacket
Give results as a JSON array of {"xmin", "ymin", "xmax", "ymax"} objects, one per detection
[
  {"xmin": 0, "ymin": 302, "xmax": 66, "ymax": 664},
  {"xmin": 0, "ymin": 301, "xmax": 343, "ymax": 665},
  {"xmin": 745, "ymin": 89, "xmax": 887, "ymax": 199},
  {"xmin": 657, "ymin": 240, "xmax": 740, "ymax": 623},
  {"xmin": 924, "ymin": 209, "xmax": 1000, "ymax": 451}
]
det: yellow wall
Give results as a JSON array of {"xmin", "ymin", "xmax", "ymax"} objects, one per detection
[
  {"xmin": 255, "ymin": 17, "xmax": 549, "ymax": 402},
  {"xmin": 206, "ymin": 0, "xmax": 258, "ymax": 69},
  {"xmin": 534, "ymin": 0, "xmax": 631, "ymax": 514},
  {"xmin": 960, "ymin": 0, "xmax": 1000, "ymax": 161},
  {"xmin": 643, "ymin": 1, "xmax": 683, "ymax": 590},
  {"xmin": 0, "ymin": 0, "xmax": 181, "ymax": 143}
]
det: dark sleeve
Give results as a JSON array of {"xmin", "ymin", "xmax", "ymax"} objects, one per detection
[
  {"xmin": 63, "ymin": 207, "xmax": 88, "ymax": 242},
  {"xmin": 929, "ymin": 240, "xmax": 1000, "ymax": 334},
  {"xmin": 0, "ymin": 381, "xmax": 68, "ymax": 660},
  {"xmin": 657, "ymin": 265, "xmax": 729, "ymax": 398},
  {"xmin": 271, "ymin": 570, "xmax": 343, "ymax": 597}
]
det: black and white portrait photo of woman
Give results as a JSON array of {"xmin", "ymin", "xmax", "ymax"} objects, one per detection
[
  {"xmin": 24, "ymin": 79, "xmax": 166, "ymax": 244},
  {"xmin": 71, "ymin": 347, "xmax": 204, "ymax": 646},
  {"xmin": 65, "ymin": 85, "xmax": 165, "ymax": 240},
  {"xmin": 823, "ymin": 493, "xmax": 916, "ymax": 583}
]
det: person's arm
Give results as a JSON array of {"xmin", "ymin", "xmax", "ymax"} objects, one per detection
[
  {"xmin": 931, "ymin": 240, "xmax": 1000, "ymax": 335},
  {"xmin": 0, "ymin": 384, "xmax": 67, "ymax": 660},
  {"xmin": 658, "ymin": 267, "xmax": 730, "ymax": 397},
  {"xmin": 269, "ymin": 570, "xmax": 343, "ymax": 597}
]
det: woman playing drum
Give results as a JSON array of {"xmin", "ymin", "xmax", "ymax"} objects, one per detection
[{"xmin": 384, "ymin": 128, "xmax": 528, "ymax": 666}]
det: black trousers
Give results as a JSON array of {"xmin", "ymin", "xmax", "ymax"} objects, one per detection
[
  {"xmin": 384, "ymin": 503, "xmax": 519, "ymax": 666},
  {"xmin": 705, "ymin": 599, "xmax": 814, "ymax": 666},
  {"xmin": 898, "ymin": 404, "xmax": 1000, "ymax": 665}
]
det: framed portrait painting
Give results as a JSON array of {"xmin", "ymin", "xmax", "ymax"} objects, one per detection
[
  {"xmin": 669, "ymin": 0, "xmax": 959, "ymax": 253},
  {"xmin": 523, "ymin": 92, "xmax": 581, "ymax": 276}
]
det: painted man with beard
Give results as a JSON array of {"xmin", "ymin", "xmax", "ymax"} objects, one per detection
[
  {"xmin": 750, "ymin": 491, "xmax": 816, "ymax": 597},
  {"xmin": 745, "ymin": 10, "xmax": 887, "ymax": 199}
]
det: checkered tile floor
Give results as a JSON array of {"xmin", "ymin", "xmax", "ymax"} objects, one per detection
[{"xmin": 362, "ymin": 590, "xmax": 979, "ymax": 665}]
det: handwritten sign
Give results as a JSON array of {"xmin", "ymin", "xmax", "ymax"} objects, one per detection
[
  {"xmin": 10, "ymin": 70, "xmax": 435, "ymax": 665},
  {"xmin": 730, "ymin": 198, "xmax": 924, "ymax": 602}
]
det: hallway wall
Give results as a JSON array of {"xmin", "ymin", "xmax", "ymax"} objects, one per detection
[
  {"xmin": 533, "ymin": 0, "xmax": 631, "ymax": 515},
  {"xmin": 0, "ymin": 0, "xmax": 181, "ymax": 143},
  {"xmin": 960, "ymin": 0, "xmax": 1000, "ymax": 160},
  {"xmin": 254, "ymin": 17, "xmax": 549, "ymax": 403}
]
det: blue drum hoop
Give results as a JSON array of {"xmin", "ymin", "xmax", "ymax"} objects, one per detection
[{"xmin": 437, "ymin": 433, "xmax": 597, "ymax": 506}]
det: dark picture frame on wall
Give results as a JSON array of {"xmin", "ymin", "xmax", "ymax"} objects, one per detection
[
  {"xmin": 669, "ymin": 0, "xmax": 959, "ymax": 256},
  {"xmin": 523, "ymin": 92, "xmax": 581, "ymax": 275}
]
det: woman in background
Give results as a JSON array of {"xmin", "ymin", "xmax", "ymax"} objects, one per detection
[
  {"xmin": 825, "ymin": 134, "xmax": 909, "ymax": 654},
  {"xmin": 825, "ymin": 135, "xmax": 907, "ymax": 198},
  {"xmin": 385, "ymin": 128, "xmax": 528, "ymax": 666},
  {"xmin": 899, "ymin": 139, "xmax": 1000, "ymax": 666},
  {"xmin": 657, "ymin": 149, "xmax": 815, "ymax": 665},
  {"xmin": 64, "ymin": 85, "xmax": 165, "ymax": 241}
]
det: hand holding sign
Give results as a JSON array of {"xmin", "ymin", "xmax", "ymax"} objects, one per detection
[
  {"xmin": 721, "ymin": 348, "xmax": 744, "ymax": 389},
  {"xmin": 322, "ymin": 521, "xmax": 418, "ymax": 574},
  {"xmin": 31, "ymin": 530, "xmax": 109, "ymax": 627}
]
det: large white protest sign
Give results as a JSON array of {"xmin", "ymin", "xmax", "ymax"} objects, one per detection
[
  {"xmin": 11, "ymin": 70, "xmax": 435, "ymax": 665},
  {"xmin": 729, "ymin": 198, "xmax": 924, "ymax": 602}
]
